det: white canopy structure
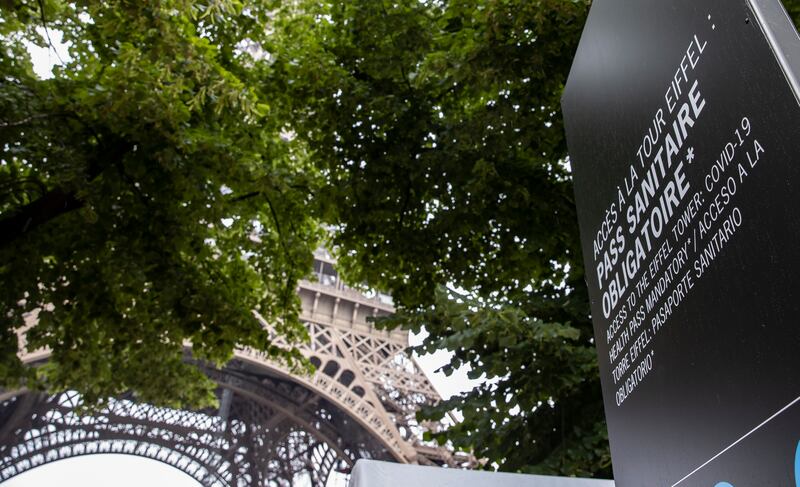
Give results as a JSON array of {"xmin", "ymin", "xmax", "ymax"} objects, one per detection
[{"xmin": 349, "ymin": 460, "xmax": 616, "ymax": 487}]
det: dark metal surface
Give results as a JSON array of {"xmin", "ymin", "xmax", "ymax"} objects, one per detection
[{"xmin": 563, "ymin": 0, "xmax": 800, "ymax": 485}]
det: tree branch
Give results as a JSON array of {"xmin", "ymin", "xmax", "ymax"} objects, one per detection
[
  {"xmin": 37, "ymin": 0, "xmax": 65, "ymax": 65},
  {"xmin": 0, "ymin": 114, "xmax": 51, "ymax": 128},
  {"xmin": 229, "ymin": 190, "xmax": 261, "ymax": 203},
  {"xmin": 0, "ymin": 135, "xmax": 132, "ymax": 249},
  {"xmin": 0, "ymin": 187, "xmax": 83, "ymax": 248},
  {"xmin": 379, "ymin": 1, "xmax": 415, "ymax": 93}
]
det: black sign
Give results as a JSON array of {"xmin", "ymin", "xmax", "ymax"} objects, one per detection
[{"xmin": 562, "ymin": 1, "xmax": 800, "ymax": 485}]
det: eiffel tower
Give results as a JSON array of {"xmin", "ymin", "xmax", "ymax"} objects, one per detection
[{"xmin": 0, "ymin": 250, "xmax": 469, "ymax": 485}]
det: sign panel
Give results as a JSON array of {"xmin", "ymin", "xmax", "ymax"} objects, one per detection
[{"xmin": 562, "ymin": 1, "xmax": 800, "ymax": 485}]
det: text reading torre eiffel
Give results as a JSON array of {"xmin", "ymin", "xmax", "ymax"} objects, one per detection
[{"xmin": 0, "ymin": 249, "xmax": 471, "ymax": 485}]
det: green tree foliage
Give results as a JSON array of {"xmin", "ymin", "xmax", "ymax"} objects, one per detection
[
  {"xmin": 6, "ymin": 0, "xmax": 798, "ymax": 478},
  {"xmin": 268, "ymin": 0, "xmax": 800, "ymax": 477},
  {"xmin": 0, "ymin": 0, "xmax": 321, "ymax": 407},
  {"xmin": 270, "ymin": 0, "xmax": 607, "ymax": 477}
]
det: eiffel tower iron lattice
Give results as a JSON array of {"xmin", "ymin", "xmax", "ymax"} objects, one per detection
[{"xmin": 0, "ymin": 250, "xmax": 472, "ymax": 485}]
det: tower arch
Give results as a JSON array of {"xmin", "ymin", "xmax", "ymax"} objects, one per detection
[{"xmin": 1, "ymin": 251, "xmax": 473, "ymax": 485}]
